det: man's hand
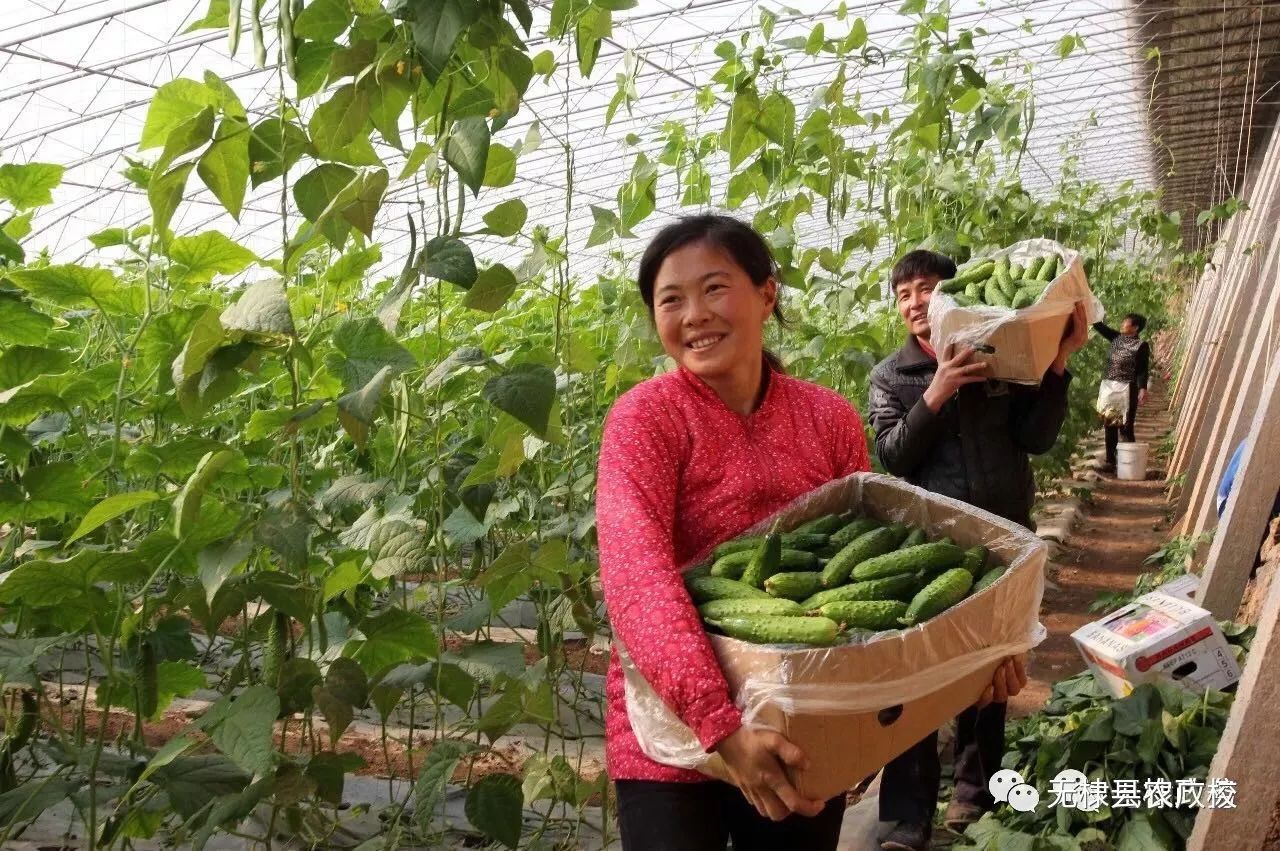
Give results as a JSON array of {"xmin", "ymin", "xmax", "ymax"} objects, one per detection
[
  {"xmin": 976, "ymin": 655, "xmax": 1028, "ymax": 709},
  {"xmin": 1138, "ymin": 389, "xmax": 1149, "ymax": 406},
  {"xmin": 714, "ymin": 727, "xmax": 827, "ymax": 822},
  {"xmin": 1050, "ymin": 301, "xmax": 1089, "ymax": 375},
  {"xmin": 922, "ymin": 345, "xmax": 988, "ymax": 413}
]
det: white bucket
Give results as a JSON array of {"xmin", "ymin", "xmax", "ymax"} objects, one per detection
[{"xmin": 1116, "ymin": 442, "xmax": 1149, "ymax": 481}]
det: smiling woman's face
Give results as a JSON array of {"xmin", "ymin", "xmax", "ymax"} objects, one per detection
[{"xmin": 651, "ymin": 240, "xmax": 777, "ymax": 382}]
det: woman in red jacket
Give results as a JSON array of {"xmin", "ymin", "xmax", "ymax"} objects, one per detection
[
  {"xmin": 596, "ymin": 215, "xmax": 871, "ymax": 849},
  {"xmin": 596, "ymin": 215, "xmax": 1027, "ymax": 850}
]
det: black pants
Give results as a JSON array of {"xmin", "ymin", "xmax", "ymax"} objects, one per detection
[
  {"xmin": 878, "ymin": 701, "xmax": 1007, "ymax": 826},
  {"xmin": 615, "ymin": 779, "xmax": 846, "ymax": 851},
  {"xmin": 1105, "ymin": 384, "xmax": 1140, "ymax": 466}
]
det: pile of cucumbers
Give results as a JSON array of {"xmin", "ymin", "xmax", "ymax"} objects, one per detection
[
  {"xmin": 686, "ymin": 511, "xmax": 1009, "ymax": 647},
  {"xmin": 938, "ymin": 252, "xmax": 1065, "ymax": 310}
]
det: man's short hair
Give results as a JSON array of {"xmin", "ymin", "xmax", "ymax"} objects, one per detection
[
  {"xmin": 1124, "ymin": 313, "xmax": 1147, "ymax": 333},
  {"xmin": 891, "ymin": 249, "xmax": 957, "ymax": 292}
]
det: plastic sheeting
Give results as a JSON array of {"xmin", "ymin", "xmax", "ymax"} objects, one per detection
[{"xmin": 619, "ymin": 472, "xmax": 1047, "ymax": 777}]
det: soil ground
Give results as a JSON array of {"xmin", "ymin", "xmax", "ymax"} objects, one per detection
[{"xmin": 1009, "ymin": 379, "xmax": 1175, "ymax": 718}]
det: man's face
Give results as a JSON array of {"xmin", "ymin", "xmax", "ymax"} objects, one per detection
[{"xmin": 895, "ymin": 276, "xmax": 939, "ymax": 340}]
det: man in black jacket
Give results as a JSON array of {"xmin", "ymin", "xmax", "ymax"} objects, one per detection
[
  {"xmin": 1093, "ymin": 314, "xmax": 1150, "ymax": 474},
  {"xmin": 868, "ymin": 250, "xmax": 1090, "ymax": 851}
]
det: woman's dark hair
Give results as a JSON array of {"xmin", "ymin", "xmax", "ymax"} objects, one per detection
[
  {"xmin": 1124, "ymin": 313, "xmax": 1147, "ymax": 333},
  {"xmin": 890, "ymin": 249, "xmax": 957, "ymax": 293},
  {"xmin": 636, "ymin": 214, "xmax": 788, "ymax": 371}
]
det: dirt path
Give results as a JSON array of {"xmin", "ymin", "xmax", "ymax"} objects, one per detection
[{"xmin": 1008, "ymin": 381, "xmax": 1175, "ymax": 717}]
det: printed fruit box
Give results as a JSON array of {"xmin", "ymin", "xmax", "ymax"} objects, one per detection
[
  {"xmin": 618, "ymin": 472, "xmax": 1047, "ymax": 800},
  {"xmin": 928, "ymin": 237, "xmax": 1105, "ymax": 384},
  {"xmin": 1071, "ymin": 590, "xmax": 1241, "ymax": 700}
]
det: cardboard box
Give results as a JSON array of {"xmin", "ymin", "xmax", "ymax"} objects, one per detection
[
  {"xmin": 1071, "ymin": 591, "xmax": 1241, "ymax": 700},
  {"xmin": 1155, "ymin": 573, "xmax": 1200, "ymax": 602},
  {"xmin": 928, "ymin": 238, "xmax": 1104, "ymax": 384},
  {"xmin": 621, "ymin": 473, "xmax": 1047, "ymax": 801}
]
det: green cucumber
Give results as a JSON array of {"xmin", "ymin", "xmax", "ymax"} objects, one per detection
[
  {"xmin": 819, "ymin": 600, "xmax": 909, "ymax": 630},
  {"xmin": 903, "ymin": 568, "xmax": 974, "ymax": 626},
  {"xmin": 828, "ymin": 517, "xmax": 883, "ymax": 551},
  {"xmin": 711, "ymin": 615, "xmax": 839, "ymax": 646},
  {"xmin": 740, "ymin": 533, "xmax": 783, "ymax": 588},
  {"xmin": 971, "ymin": 566, "xmax": 1008, "ymax": 595},
  {"xmin": 686, "ymin": 575, "xmax": 773, "ymax": 603},
  {"xmin": 711, "ymin": 548, "xmax": 820, "ymax": 578},
  {"xmin": 765, "ymin": 571, "xmax": 825, "ymax": 601},
  {"xmin": 899, "ymin": 527, "xmax": 928, "ymax": 549},
  {"xmin": 800, "ymin": 573, "xmax": 921, "ymax": 610},
  {"xmin": 851, "ymin": 542, "xmax": 966, "ymax": 582},
  {"xmin": 821, "ymin": 523, "xmax": 910, "ymax": 588},
  {"xmin": 793, "ymin": 514, "xmax": 845, "ymax": 536},
  {"xmin": 699, "ymin": 598, "xmax": 804, "ymax": 620},
  {"xmin": 960, "ymin": 546, "xmax": 989, "ymax": 578}
]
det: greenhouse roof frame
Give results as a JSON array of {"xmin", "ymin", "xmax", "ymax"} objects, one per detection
[{"xmin": 0, "ymin": 0, "xmax": 1275, "ymax": 284}]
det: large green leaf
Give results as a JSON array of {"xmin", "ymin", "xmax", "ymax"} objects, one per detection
[
  {"xmin": 153, "ymin": 755, "xmax": 251, "ymax": 819},
  {"xmin": 140, "ymin": 78, "xmax": 218, "ymax": 150},
  {"xmin": 195, "ymin": 684, "xmax": 279, "ymax": 777},
  {"xmin": 198, "ymin": 116, "xmax": 251, "ymax": 220},
  {"xmin": 14, "ymin": 462, "xmax": 92, "ymax": 523},
  {"xmin": 153, "ymin": 661, "xmax": 206, "ymax": 719},
  {"xmin": 329, "ymin": 317, "xmax": 417, "ymax": 391},
  {"xmin": 445, "ymin": 641, "xmax": 525, "ymax": 685},
  {"xmin": 586, "ymin": 204, "xmax": 621, "ymax": 248},
  {"xmin": 294, "ymin": 163, "xmax": 358, "ymax": 244},
  {"xmin": 367, "ymin": 518, "xmax": 430, "ymax": 578},
  {"xmin": 352, "ymin": 608, "xmax": 439, "ymax": 673},
  {"xmin": 463, "ymin": 264, "xmax": 519, "ymax": 313},
  {"xmin": 476, "ymin": 538, "xmax": 565, "ymax": 611},
  {"xmin": 413, "ymin": 739, "xmax": 479, "ymax": 832},
  {"xmin": 310, "ymin": 84, "xmax": 370, "ymax": 158},
  {"xmin": 758, "ymin": 91, "xmax": 796, "ymax": 150},
  {"xmin": 149, "ymin": 162, "xmax": 195, "ymax": 241},
  {"xmin": 0, "ymin": 345, "xmax": 71, "ymax": 389},
  {"xmin": 411, "ymin": 0, "xmax": 479, "ymax": 82},
  {"xmin": 5, "ymin": 265, "xmax": 113, "ymax": 308},
  {"xmin": 173, "ymin": 449, "xmax": 239, "ymax": 539},
  {"xmin": 421, "ymin": 235, "xmax": 477, "ymax": 288},
  {"xmin": 294, "ymin": 0, "xmax": 353, "ymax": 39},
  {"xmin": 0, "ymin": 294, "xmax": 51, "ymax": 342},
  {"xmin": 220, "ymin": 279, "xmax": 295, "ymax": 336},
  {"xmin": 482, "ymin": 143, "xmax": 516, "ymax": 188},
  {"xmin": 369, "ymin": 72, "xmax": 415, "ymax": 149},
  {"xmin": 0, "ymin": 779, "xmax": 79, "ymax": 826},
  {"xmin": 339, "ymin": 168, "xmax": 388, "ymax": 238},
  {"xmin": 167, "ymin": 231, "xmax": 257, "ymax": 284},
  {"xmin": 444, "ymin": 118, "xmax": 490, "ymax": 195},
  {"xmin": 0, "ymin": 163, "xmax": 65, "ymax": 210},
  {"xmin": 618, "ymin": 154, "xmax": 657, "ymax": 234},
  {"xmin": 723, "ymin": 88, "xmax": 768, "ymax": 168},
  {"xmin": 68, "ymin": 491, "xmax": 162, "ymax": 543},
  {"xmin": 157, "ymin": 106, "xmax": 216, "ymax": 173},
  {"xmin": 576, "ymin": 6, "xmax": 611, "ymax": 77},
  {"xmin": 295, "ymin": 42, "xmax": 338, "ymax": 100},
  {"xmin": 0, "ymin": 634, "xmax": 72, "ymax": 684},
  {"xmin": 482, "ymin": 363, "xmax": 555, "ymax": 438},
  {"xmin": 247, "ymin": 118, "xmax": 309, "ymax": 187},
  {"xmin": 465, "ymin": 773, "xmax": 523, "ymax": 849},
  {"xmin": 336, "ymin": 364, "xmax": 394, "ymax": 449},
  {"xmin": 482, "ymin": 199, "xmax": 527, "ymax": 236}
]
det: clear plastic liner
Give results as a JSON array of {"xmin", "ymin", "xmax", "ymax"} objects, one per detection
[
  {"xmin": 928, "ymin": 237, "xmax": 1105, "ymax": 385},
  {"xmin": 619, "ymin": 472, "xmax": 1047, "ymax": 777}
]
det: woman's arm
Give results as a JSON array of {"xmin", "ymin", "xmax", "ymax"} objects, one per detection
[{"xmin": 596, "ymin": 396, "xmax": 742, "ymax": 752}]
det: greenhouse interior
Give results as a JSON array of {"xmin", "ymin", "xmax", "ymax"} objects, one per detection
[{"xmin": 0, "ymin": 0, "xmax": 1279, "ymax": 848}]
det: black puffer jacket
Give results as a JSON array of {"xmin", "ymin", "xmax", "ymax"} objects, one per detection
[{"xmin": 867, "ymin": 336, "xmax": 1073, "ymax": 529}]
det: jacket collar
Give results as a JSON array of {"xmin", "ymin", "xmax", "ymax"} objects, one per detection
[
  {"xmin": 897, "ymin": 335, "xmax": 937, "ymax": 373},
  {"xmin": 677, "ymin": 356, "xmax": 781, "ymax": 420}
]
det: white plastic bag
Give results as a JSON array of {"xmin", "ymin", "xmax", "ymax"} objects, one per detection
[
  {"xmin": 1096, "ymin": 379, "xmax": 1130, "ymax": 425},
  {"xmin": 928, "ymin": 237, "xmax": 1105, "ymax": 384},
  {"xmin": 619, "ymin": 472, "xmax": 1047, "ymax": 777}
]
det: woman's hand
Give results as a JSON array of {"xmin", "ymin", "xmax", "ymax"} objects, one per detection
[
  {"xmin": 713, "ymin": 727, "xmax": 827, "ymax": 821},
  {"xmin": 976, "ymin": 655, "xmax": 1028, "ymax": 709},
  {"xmin": 1138, "ymin": 388, "xmax": 1149, "ymax": 406}
]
